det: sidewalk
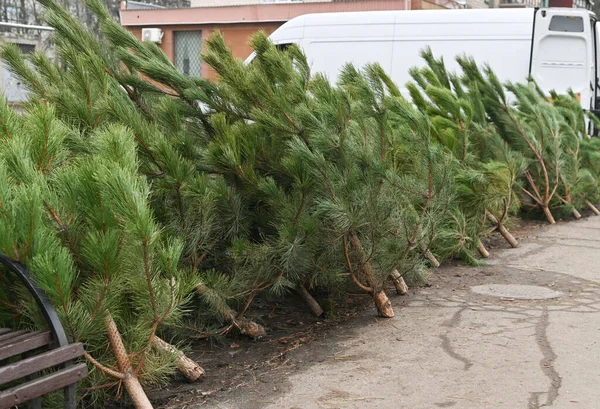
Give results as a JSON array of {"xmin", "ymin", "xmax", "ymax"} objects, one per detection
[{"xmin": 242, "ymin": 216, "xmax": 600, "ymax": 409}]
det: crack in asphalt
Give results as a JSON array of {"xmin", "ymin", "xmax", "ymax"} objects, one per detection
[
  {"xmin": 439, "ymin": 307, "xmax": 473, "ymax": 371},
  {"xmin": 528, "ymin": 308, "xmax": 561, "ymax": 408}
]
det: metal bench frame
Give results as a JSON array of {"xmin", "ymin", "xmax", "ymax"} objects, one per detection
[{"xmin": 0, "ymin": 254, "xmax": 77, "ymax": 409}]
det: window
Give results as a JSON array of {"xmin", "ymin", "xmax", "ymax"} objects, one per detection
[
  {"xmin": 573, "ymin": 0, "xmax": 593, "ymax": 10},
  {"xmin": 499, "ymin": 0, "xmax": 541, "ymax": 6},
  {"xmin": 17, "ymin": 44, "xmax": 35, "ymax": 54},
  {"xmin": 174, "ymin": 31, "xmax": 202, "ymax": 77},
  {"xmin": 275, "ymin": 43, "xmax": 292, "ymax": 52},
  {"xmin": 549, "ymin": 16, "xmax": 584, "ymax": 33},
  {"xmin": 5, "ymin": 6, "xmax": 21, "ymax": 23},
  {"xmin": 2, "ymin": 43, "xmax": 35, "ymax": 103}
]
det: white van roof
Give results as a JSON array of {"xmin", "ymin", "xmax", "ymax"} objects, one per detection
[
  {"xmin": 300, "ymin": 9, "xmax": 534, "ymax": 26},
  {"xmin": 276, "ymin": 7, "xmax": 592, "ymax": 32}
]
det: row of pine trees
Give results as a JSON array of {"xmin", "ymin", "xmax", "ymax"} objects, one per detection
[{"xmin": 1, "ymin": 0, "xmax": 600, "ymax": 407}]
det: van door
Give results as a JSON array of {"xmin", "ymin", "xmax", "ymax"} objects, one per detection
[
  {"xmin": 590, "ymin": 20, "xmax": 600, "ymax": 134},
  {"xmin": 530, "ymin": 9, "xmax": 593, "ymax": 110}
]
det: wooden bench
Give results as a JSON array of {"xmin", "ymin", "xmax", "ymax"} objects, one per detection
[{"xmin": 0, "ymin": 254, "xmax": 87, "ymax": 409}]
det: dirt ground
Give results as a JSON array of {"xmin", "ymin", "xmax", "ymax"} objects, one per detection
[{"xmin": 145, "ymin": 214, "xmax": 571, "ymax": 409}]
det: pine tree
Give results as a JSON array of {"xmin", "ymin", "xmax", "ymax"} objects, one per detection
[
  {"xmin": 201, "ymin": 31, "xmax": 464, "ymax": 316},
  {"xmin": 458, "ymin": 58, "xmax": 563, "ymax": 224},
  {"xmin": 549, "ymin": 91, "xmax": 599, "ymax": 218},
  {"xmin": 199, "ymin": 33, "xmax": 337, "ymax": 316},
  {"xmin": 201, "ymin": 32, "xmax": 402, "ymax": 317},
  {"xmin": 579, "ymin": 136, "xmax": 600, "ymax": 214},
  {"xmin": 4, "ymin": 1, "xmax": 600, "ymax": 407},
  {"xmin": 408, "ymin": 49, "xmax": 521, "ymax": 256},
  {"xmin": 1, "ymin": 0, "xmax": 268, "ymax": 340},
  {"xmin": 338, "ymin": 63, "xmax": 455, "ymax": 269},
  {"xmin": 0, "ymin": 99, "xmax": 199, "ymax": 408}
]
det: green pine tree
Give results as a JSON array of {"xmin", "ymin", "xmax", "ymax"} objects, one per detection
[
  {"xmin": 1, "ymin": 0, "xmax": 268, "ymax": 340},
  {"xmin": 0, "ymin": 99, "xmax": 199, "ymax": 408},
  {"xmin": 4, "ymin": 1, "xmax": 600, "ymax": 407},
  {"xmin": 408, "ymin": 49, "xmax": 522, "ymax": 257},
  {"xmin": 458, "ymin": 57, "xmax": 564, "ymax": 224},
  {"xmin": 549, "ymin": 91, "xmax": 598, "ymax": 218}
]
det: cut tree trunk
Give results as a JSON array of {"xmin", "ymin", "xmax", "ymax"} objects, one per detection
[
  {"xmin": 542, "ymin": 206, "xmax": 556, "ymax": 225},
  {"xmin": 196, "ymin": 284, "xmax": 266, "ymax": 338},
  {"xmin": 151, "ymin": 336, "xmax": 204, "ymax": 382},
  {"xmin": 422, "ymin": 247, "xmax": 440, "ymax": 268},
  {"xmin": 486, "ymin": 212, "xmax": 518, "ymax": 248},
  {"xmin": 104, "ymin": 314, "xmax": 153, "ymax": 409},
  {"xmin": 348, "ymin": 232, "xmax": 394, "ymax": 318},
  {"xmin": 497, "ymin": 223, "xmax": 519, "ymax": 248},
  {"xmin": 373, "ymin": 290, "xmax": 394, "ymax": 317},
  {"xmin": 572, "ymin": 208, "xmax": 582, "ymax": 220},
  {"xmin": 585, "ymin": 200, "xmax": 600, "ymax": 215},
  {"xmin": 390, "ymin": 269, "xmax": 408, "ymax": 295},
  {"xmin": 477, "ymin": 239, "xmax": 489, "ymax": 258},
  {"xmin": 297, "ymin": 284, "xmax": 324, "ymax": 317}
]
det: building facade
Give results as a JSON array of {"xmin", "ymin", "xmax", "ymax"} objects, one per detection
[
  {"xmin": 0, "ymin": 0, "xmax": 53, "ymax": 105},
  {"xmin": 0, "ymin": 0, "xmax": 193, "ymax": 105}
]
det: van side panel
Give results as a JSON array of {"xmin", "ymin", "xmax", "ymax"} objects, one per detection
[
  {"xmin": 305, "ymin": 39, "xmax": 394, "ymax": 82},
  {"xmin": 391, "ymin": 37, "xmax": 532, "ymax": 95},
  {"xmin": 392, "ymin": 13, "xmax": 534, "ymax": 95},
  {"xmin": 300, "ymin": 13, "xmax": 395, "ymax": 83},
  {"xmin": 293, "ymin": 10, "xmax": 536, "ymax": 91}
]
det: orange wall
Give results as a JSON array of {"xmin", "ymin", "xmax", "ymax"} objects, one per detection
[{"xmin": 128, "ymin": 22, "xmax": 281, "ymax": 80}]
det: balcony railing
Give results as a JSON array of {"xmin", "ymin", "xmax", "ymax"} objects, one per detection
[
  {"xmin": 498, "ymin": 0, "xmax": 542, "ymax": 7},
  {"xmin": 572, "ymin": 0, "xmax": 593, "ymax": 9}
]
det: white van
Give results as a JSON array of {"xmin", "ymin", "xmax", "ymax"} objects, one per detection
[{"xmin": 247, "ymin": 8, "xmax": 599, "ymax": 114}]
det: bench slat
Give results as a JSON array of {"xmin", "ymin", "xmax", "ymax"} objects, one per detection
[
  {"xmin": 0, "ymin": 331, "xmax": 45, "ymax": 349},
  {"xmin": 0, "ymin": 332, "xmax": 52, "ymax": 361},
  {"xmin": 0, "ymin": 363, "xmax": 87, "ymax": 409},
  {"xmin": 0, "ymin": 330, "xmax": 27, "ymax": 344},
  {"xmin": 0, "ymin": 343, "xmax": 85, "ymax": 386},
  {"xmin": 0, "ymin": 330, "xmax": 10, "ymax": 336}
]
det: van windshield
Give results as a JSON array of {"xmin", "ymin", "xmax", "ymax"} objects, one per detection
[
  {"xmin": 275, "ymin": 43, "xmax": 292, "ymax": 52},
  {"xmin": 244, "ymin": 43, "xmax": 293, "ymax": 65}
]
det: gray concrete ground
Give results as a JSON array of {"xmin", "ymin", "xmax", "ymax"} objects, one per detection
[{"xmin": 211, "ymin": 216, "xmax": 600, "ymax": 409}]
